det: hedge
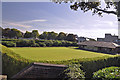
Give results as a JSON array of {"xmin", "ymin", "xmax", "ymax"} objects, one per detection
[
  {"xmin": 1, "ymin": 44, "xmax": 32, "ymax": 78},
  {"xmin": 2, "ymin": 39, "xmax": 78, "ymax": 47},
  {"xmin": 1, "ymin": 44, "xmax": 120, "ymax": 79}
]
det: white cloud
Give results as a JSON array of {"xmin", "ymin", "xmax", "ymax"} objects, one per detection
[
  {"xmin": 3, "ymin": 22, "xmax": 32, "ymax": 28},
  {"xmin": 19, "ymin": 19, "xmax": 47, "ymax": 23}
]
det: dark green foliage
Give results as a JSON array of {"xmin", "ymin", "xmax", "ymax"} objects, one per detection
[
  {"xmin": 2, "ymin": 27, "xmax": 78, "ymax": 42},
  {"xmin": 2, "ymin": 41, "xmax": 16, "ymax": 47},
  {"xmin": 32, "ymin": 30, "xmax": 39, "ymax": 39},
  {"xmin": 93, "ymin": 67, "xmax": 120, "ymax": 79},
  {"xmin": 1, "ymin": 44, "xmax": 32, "ymax": 78},
  {"xmin": 16, "ymin": 39, "xmax": 30, "ymax": 47},
  {"xmin": 80, "ymin": 56, "xmax": 120, "ymax": 78},
  {"xmin": 29, "ymin": 40, "xmax": 36, "ymax": 47},
  {"xmin": 38, "ymin": 42, "xmax": 46, "ymax": 47},
  {"xmin": 44, "ymin": 40, "xmax": 53, "ymax": 47},
  {"xmin": 64, "ymin": 64, "xmax": 85, "ymax": 80},
  {"xmin": 24, "ymin": 31, "xmax": 32, "ymax": 38},
  {"xmin": 56, "ymin": 32, "xmax": 67, "ymax": 40},
  {"xmin": 1, "ymin": 43, "xmax": 120, "ymax": 79},
  {"xmin": 39, "ymin": 31, "xmax": 58, "ymax": 40},
  {"xmin": 66, "ymin": 34, "xmax": 77, "ymax": 42},
  {"xmin": 2, "ymin": 28, "xmax": 23, "ymax": 38},
  {"xmin": 2, "ymin": 39, "xmax": 78, "ymax": 47}
]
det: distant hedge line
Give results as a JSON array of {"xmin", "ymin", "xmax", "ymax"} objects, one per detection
[
  {"xmin": 1, "ymin": 44, "xmax": 120, "ymax": 79},
  {"xmin": 2, "ymin": 39, "xmax": 78, "ymax": 47}
]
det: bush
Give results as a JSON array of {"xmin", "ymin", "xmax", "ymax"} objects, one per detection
[
  {"xmin": 2, "ymin": 39, "xmax": 78, "ymax": 47},
  {"xmin": 64, "ymin": 64, "xmax": 85, "ymax": 80},
  {"xmin": 2, "ymin": 41, "xmax": 16, "ymax": 47},
  {"xmin": 29, "ymin": 40, "xmax": 36, "ymax": 47},
  {"xmin": 38, "ymin": 42, "xmax": 46, "ymax": 47},
  {"xmin": 93, "ymin": 67, "xmax": 120, "ymax": 79},
  {"xmin": 44, "ymin": 40, "xmax": 53, "ymax": 47},
  {"xmin": 16, "ymin": 39, "xmax": 29, "ymax": 47},
  {"xmin": 35, "ymin": 43, "xmax": 40, "ymax": 47}
]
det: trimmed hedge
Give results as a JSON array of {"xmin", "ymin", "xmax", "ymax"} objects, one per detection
[
  {"xmin": 1, "ymin": 44, "xmax": 32, "ymax": 77},
  {"xmin": 2, "ymin": 39, "xmax": 78, "ymax": 47},
  {"xmin": 1, "ymin": 44, "xmax": 120, "ymax": 78}
]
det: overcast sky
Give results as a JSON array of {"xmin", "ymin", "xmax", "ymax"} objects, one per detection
[{"xmin": 2, "ymin": 2, "xmax": 118, "ymax": 39}]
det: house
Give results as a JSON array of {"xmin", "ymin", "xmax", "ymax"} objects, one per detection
[
  {"xmin": 12, "ymin": 62, "xmax": 67, "ymax": 79},
  {"xmin": 97, "ymin": 33, "xmax": 119, "ymax": 43},
  {"xmin": 77, "ymin": 37, "xmax": 90, "ymax": 43},
  {"xmin": 78, "ymin": 41, "xmax": 120, "ymax": 54}
]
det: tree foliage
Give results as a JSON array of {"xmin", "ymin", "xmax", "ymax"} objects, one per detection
[
  {"xmin": 64, "ymin": 64, "xmax": 85, "ymax": 80},
  {"xmin": 2, "ymin": 27, "xmax": 78, "ymax": 41},
  {"xmin": 24, "ymin": 31, "xmax": 32, "ymax": 38},
  {"xmin": 57, "ymin": 32, "xmax": 67, "ymax": 40},
  {"xmin": 52, "ymin": 0, "xmax": 120, "ymax": 17},
  {"xmin": 32, "ymin": 30, "xmax": 39, "ymax": 39},
  {"xmin": 2, "ymin": 28, "xmax": 23, "ymax": 38}
]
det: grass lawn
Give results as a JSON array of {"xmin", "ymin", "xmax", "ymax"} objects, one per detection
[{"xmin": 9, "ymin": 47, "xmax": 113, "ymax": 61}]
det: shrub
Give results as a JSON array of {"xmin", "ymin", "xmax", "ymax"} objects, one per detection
[
  {"xmin": 44, "ymin": 40, "xmax": 53, "ymax": 47},
  {"xmin": 93, "ymin": 67, "xmax": 120, "ymax": 79},
  {"xmin": 29, "ymin": 40, "xmax": 36, "ymax": 47},
  {"xmin": 64, "ymin": 64, "xmax": 85, "ymax": 80},
  {"xmin": 35, "ymin": 43, "xmax": 40, "ymax": 47},
  {"xmin": 16, "ymin": 39, "xmax": 29, "ymax": 47},
  {"xmin": 38, "ymin": 42, "xmax": 46, "ymax": 47},
  {"xmin": 2, "ymin": 41, "xmax": 16, "ymax": 47}
]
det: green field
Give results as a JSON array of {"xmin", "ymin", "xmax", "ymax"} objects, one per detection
[{"xmin": 9, "ymin": 47, "xmax": 113, "ymax": 61}]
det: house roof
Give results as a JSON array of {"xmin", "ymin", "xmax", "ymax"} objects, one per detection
[
  {"xmin": 78, "ymin": 41, "xmax": 120, "ymax": 48},
  {"xmin": 12, "ymin": 62, "xmax": 67, "ymax": 79}
]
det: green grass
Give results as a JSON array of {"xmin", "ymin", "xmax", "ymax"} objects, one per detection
[{"xmin": 9, "ymin": 47, "xmax": 114, "ymax": 61}]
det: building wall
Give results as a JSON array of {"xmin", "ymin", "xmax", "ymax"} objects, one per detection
[
  {"xmin": 97, "ymin": 38, "xmax": 104, "ymax": 42},
  {"xmin": 97, "ymin": 34, "xmax": 119, "ymax": 43},
  {"xmin": 104, "ymin": 34, "xmax": 118, "ymax": 43},
  {"xmin": 78, "ymin": 37, "xmax": 86, "ymax": 43},
  {"xmin": 79, "ymin": 45, "xmax": 116, "ymax": 54}
]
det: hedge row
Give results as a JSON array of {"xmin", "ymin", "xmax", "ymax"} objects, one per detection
[
  {"xmin": 1, "ymin": 44, "xmax": 32, "ymax": 77},
  {"xmin": 2, "ymin": 39, "xmax": 78, "ymax": 47},
  {"xmin": 1, "ymin": 44, "xmax": 120, "ymax": 78}
]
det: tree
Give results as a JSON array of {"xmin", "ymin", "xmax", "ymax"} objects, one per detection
[
  {"xmin": 39, "ymin": 31, "xmax": 58, "ymax": 40},
  {"xmin": 39, "ymin": 31, "xmax": 48, "ymax": 39},
  {"xmin": 2, "ymin": 28, "xmax": 11, "ymax": 38},
  {"xmin": 32, "ymin": 30, "xmax": 39, "ymax": 39},
  {"xmin": 47, "ymin": 31, "xmax": 58, "ymax": 40},
  {"xmin": 57, "ymin": 32, "xmax": 67, "ymax": 40},
  {"xmin": 2, "ymin": 28, "xmax": 23, "ymax": 38},
  {"xmin": 24, "ymin": 31, "xmax": 32, "ymax": 38},
  {"xmin": 52, "ymin": 0, "xmax": 119, "ymax": 17},
  {"xmin": 67, "ymin": 34, "xmax": 77, "ymax": 41},
  {"xmin": 10, "ymin": 28, "xmax": 23, "ymax": 38}
]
